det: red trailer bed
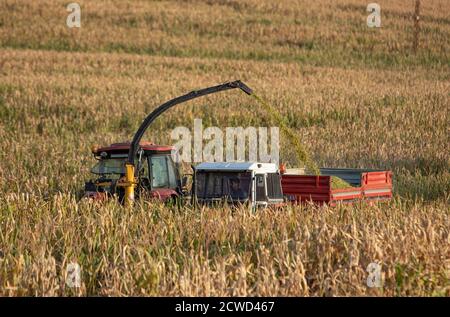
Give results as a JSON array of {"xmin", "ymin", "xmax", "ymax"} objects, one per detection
[{"xmin": 281, "ymin": 168, "xmax": 393, "ymax": 205}]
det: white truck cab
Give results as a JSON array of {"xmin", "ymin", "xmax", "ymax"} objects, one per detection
[{"xmin": 193, "ymin": 162, "xmax": 284, "ymax": 209}]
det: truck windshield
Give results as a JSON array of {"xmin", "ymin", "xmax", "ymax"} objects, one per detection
[
  {"xmin": 91, "ymin": 158, "xmax": 125, "ymax": 175},
  {"xmin": 196, "ymin": 172, "xmax": 251, "ymax": 201}
]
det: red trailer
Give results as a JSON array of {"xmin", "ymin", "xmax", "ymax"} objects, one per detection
[{"xmin": 281, "ymin": 168, "xmax": 393, "ymax": 205}]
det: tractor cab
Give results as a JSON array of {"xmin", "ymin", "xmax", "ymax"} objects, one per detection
[
  {"xmin": 84, "ymin": 141, "xmax": 182, "ymax": 202},
  {"xmin": 193, "ymin": 162, "xmax": 284, "ymax": 209}
]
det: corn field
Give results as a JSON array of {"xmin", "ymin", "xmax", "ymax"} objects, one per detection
[{"xmin": 0, "ymin": 0, "xmax": 449, "ymax": 296}]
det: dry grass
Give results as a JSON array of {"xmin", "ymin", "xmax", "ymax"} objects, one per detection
[
  {"xmin": 0, "ymin": 0, "xmax": 449, "ymax": 296},
  {"xmin": 1, "ymin": 195, "xmax": 448, "ymax": 296}
]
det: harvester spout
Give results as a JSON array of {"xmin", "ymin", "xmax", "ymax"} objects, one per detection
[{"xmin": 124, "ymin": 80, "xmax": 253, "ymax": 206}]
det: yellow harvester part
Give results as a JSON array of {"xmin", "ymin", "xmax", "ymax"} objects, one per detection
[{"xmin": 124, "ymin": 163, "xmax": 135, "ymax": 207}]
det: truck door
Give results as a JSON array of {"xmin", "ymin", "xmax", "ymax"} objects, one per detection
[
  {"xmin": 266, "ymin": 173, "xmax": 284, "ymax": 204},
  {"xmin": 255, "ymin": 174, "xmax": 268, "ymax": 208}
]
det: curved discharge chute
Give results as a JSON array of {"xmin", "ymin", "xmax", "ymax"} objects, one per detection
[{"xmin": 124, "ymin": 80, "xmax": 253, "ymax": 206}]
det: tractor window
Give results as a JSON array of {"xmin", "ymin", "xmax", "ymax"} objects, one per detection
[
  {"xmin": 267, "ymin": 173, "xmax": 283, "ymax": 199},
  {"xmin": 150, "ymin": 156, "xmax": 169, "ymax": 188},
  {"xmin": 167, "ymin": 157, "xmax": 178, "ymax": 188},
  {"xmin": 138, "ymin": 156, "xmax": 149, "ymax": 178},
  {"xmin": 150, "ymin": 155, "xmax": 178, "ymax": 189},
  {"xmin": 91, "ymin": 158, "xmax": 125, "ymax": 176}
]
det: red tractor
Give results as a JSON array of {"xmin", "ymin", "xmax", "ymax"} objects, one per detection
[{"xmin": 84, "ymin": 141, "xmax": 184, "ymax": 203}]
